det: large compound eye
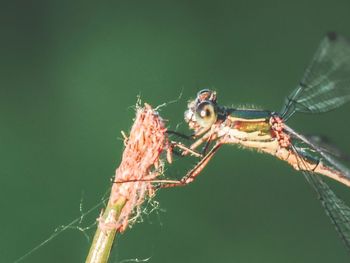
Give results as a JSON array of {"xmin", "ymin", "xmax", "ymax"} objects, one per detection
[{"xmin": 195, "ymin": 101, "xmax": 217, "ymax": 128}]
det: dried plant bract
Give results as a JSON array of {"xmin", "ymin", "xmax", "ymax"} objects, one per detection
[{"xmin": 86, "ymin": 103, "xmax": 170, "ymax": 263}]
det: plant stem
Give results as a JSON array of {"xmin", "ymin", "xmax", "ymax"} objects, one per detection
[
  {"xmin": 85, "ymin": 104, "xmax": 168, "ymax": 263},
  {"xmin": 85, "ymin": 197, "xmax": 127, "ymax": 263}
]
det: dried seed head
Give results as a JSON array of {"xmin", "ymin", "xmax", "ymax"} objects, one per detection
[{"xmin": 100, "ymin": 103, "xmax": 169, "ymax": 232}]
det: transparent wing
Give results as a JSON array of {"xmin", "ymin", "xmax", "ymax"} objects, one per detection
[
  {"xmin": 305, "ymin": 135, "xmax": 350, "ymax": 162},
  {"xmin": 281, "ymin": 32, "xmax": 350, "ymax": 120},
  {"xmin": 302, "ymin": 169, "xmax": 350, "ymax": 251},
  {"xmin": 286, "ymin": 125, "xmax": 350, "ymax": 182},
  {"xmin": 291, "ymin": 145, "xmax": 350, "ymax": 251}
]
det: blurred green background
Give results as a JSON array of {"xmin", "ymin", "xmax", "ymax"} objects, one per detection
[{"xmin": 2, "ymin": 1, "xmax": 350, "ymax": 262}]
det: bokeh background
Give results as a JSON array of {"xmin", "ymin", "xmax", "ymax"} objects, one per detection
[{"xmin": 2, "ymin": 1, "xmax": 350, "ymax": 262}]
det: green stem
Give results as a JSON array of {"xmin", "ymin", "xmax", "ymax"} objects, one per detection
[{"xmin": 85, "ymin": 197, "xmax": 127, "ymax": 263}]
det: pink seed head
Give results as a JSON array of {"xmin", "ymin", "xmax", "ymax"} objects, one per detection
[{"xmin": 104, "ymin": 103, "xmax": 169, "ymax": 232}]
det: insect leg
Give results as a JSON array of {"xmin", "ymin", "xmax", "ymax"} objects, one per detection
[
  {"xmin": 160, "ymin": 142, "xmax": 222, "ymax": 188},
  {"xmin": 170, "ymin": 141, "xmax": 203, "ymax": 158},
  {"xmin": 166, "ymin": 130, "xmax": 195, "ymax": 141}
]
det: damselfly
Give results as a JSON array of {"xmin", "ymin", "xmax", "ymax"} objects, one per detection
[{"xmin": 165, "ymin": 32, "xmax": 350, "ymax": 251}]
